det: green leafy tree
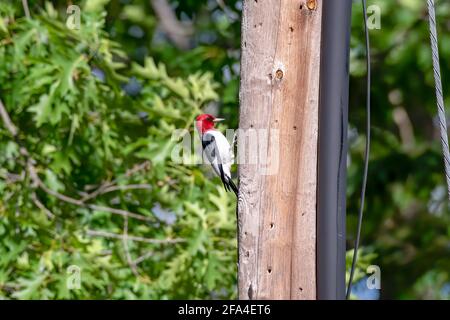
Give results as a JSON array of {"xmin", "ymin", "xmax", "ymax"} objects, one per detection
[
  {"xmin": 0, "ymin": 1, "xmax": 236, "ymax": 299},
  {"xmin": 347, "ymin": 0, "xmax": 450, "ymax": 299},
  {"xmin": 1, "ymin": 0, "xmax": 449, "ymax": 300}
]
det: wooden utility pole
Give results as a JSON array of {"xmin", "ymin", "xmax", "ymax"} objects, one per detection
[
  {"xmin": 238, "ymin": 0, "xmax": 353, "ymax": 300},
  {"xmin": 238, "ymin": 0, "xmax": 323, "ymax": 300}
]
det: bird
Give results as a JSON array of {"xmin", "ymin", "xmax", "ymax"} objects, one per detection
[{"xmin": 195, "ymin": 114, "xmax": 238, "ymax": 196}]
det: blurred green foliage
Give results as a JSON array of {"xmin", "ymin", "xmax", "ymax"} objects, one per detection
[
  {"xmin": 0, "ymin": 0, "xmax": 236, "ymax": 299},
  {"xmin": 348, "ymin": 0, "xmax": 450, "ymax": 299},
  {"xmin": 0, "ymin": 0, "xmax": 449, "ymax": 300}
]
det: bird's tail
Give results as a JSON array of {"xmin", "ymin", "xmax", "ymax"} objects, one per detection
[{"xmin": 227, "ymin": 177, "xmax": 238, "ymax": 197}]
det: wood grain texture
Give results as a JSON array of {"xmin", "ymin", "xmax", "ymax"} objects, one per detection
[{"xmin": 238, "ymin": 0, "xmax": 322, "ymax": 300}]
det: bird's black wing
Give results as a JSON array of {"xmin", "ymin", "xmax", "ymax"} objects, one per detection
[
  {"xmin": 202, "ymin": 135, "xmax": 216, "ymax": 158},
  {"xmin": 201, "ymin": 134, "xmax": 236, "ymax": 194},
  {"xmin": 202, "ymin": 131, "xmax": 238, "ymax": 196}
]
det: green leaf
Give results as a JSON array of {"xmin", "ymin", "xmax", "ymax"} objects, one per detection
[
  {"xmin": 44, "ymin": 169, "xmax": 65, "ymax": 192},
  {"xmin": 28, "ymin": 81, "xmax": 60, "ymax": 126},
  {"xmin": 12, "ymin": 274, "xmax": 47, "ymax": 300}
]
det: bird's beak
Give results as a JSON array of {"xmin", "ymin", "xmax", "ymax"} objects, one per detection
[{"xmin": 213, "ymin": 118, "xmax": 225, "ymax": 123}]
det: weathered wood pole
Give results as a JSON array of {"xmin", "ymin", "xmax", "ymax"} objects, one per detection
[
  {"xmin": 238, "ymin": 0, "xmax": 323, "ymax": 299},
  {"xmin": 238, "ymin": 0, "xmax": 352, "ymax": 300}
]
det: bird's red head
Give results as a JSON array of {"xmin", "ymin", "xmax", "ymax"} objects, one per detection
[{"xmin": 195, "ymin": 114, "xmax": 224, "ymax": 134}]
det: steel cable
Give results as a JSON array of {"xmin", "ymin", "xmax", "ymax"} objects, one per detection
[{"xmin": 427, "ymin": 0, "xmax": 450, "ymax": 200}]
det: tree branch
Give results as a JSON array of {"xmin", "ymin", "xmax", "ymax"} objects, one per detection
[
  {"xmin": 80, "ymin": 161, "xmax": 151, "ymax": 202},
  {"xmin": 21, "ymin": 0, "xmax": 31, "ymax": 19},
  {"xmin": 31, "ymin": 192, "xmax": 55, "ymax": 219},
  {"xmin": 150, "ymin": 0, "xmax": 193, "ymax": 50},
  {"xmin": 133, "ymin": 250, "xmax": 155, "ymax": 265},
  {"xmin": 102, "ymin": 183, "xmax": 152, "ymax": 194},
  {"xmin": 86, "ymin": 229, "xmax": 185, "ymax": 244},
  {"xmin": 122, "ymin": 215, "xmax": 141, "ymax": 277},
  {"xmin": 27, "ymin": 162, "xmax": 84, "ymax": 206},
  {"xmin": 0, "ymin": 99, "xmax": 18, "ymax": 137}
]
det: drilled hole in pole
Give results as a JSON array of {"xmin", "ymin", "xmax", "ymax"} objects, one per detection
[
  {"xmin": 306, "ymin": 0, "xmax": 317, "ymax": 10},
  {"xmin": 275, "ymin": 69, "xmax": 283, "ymax": 80}
]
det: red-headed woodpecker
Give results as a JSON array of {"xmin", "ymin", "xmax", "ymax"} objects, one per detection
[{"xmin": 195, "ymin": 114, "xmax": 238, "ymax": 196}]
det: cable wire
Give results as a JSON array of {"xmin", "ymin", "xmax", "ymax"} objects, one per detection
[
  {"xmin": 427, "ymin": 0, "xmax": 450, "ymax": 200},
  {"xmin": 346, "ymin": 0, "xmax": 371, "ymax": 299}
]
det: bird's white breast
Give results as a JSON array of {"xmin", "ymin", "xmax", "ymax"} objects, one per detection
[{"xmin": 203, "ymin": 130, "xmax": 234, "ymax": 176}]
